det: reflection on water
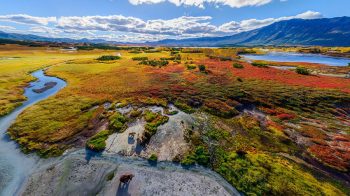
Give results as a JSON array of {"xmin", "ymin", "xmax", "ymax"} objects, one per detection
[
  {"xmin": 0, "ymin": 69, "xmax": 66, "ymax": 195},
  {"xmin": 242, "ymin": 52, "xmax": 350, "ymax": 67}
]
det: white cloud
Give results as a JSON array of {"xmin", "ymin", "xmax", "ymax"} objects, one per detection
[
  {"xmin": 0, "ymin": 14, "xmax": 56, "ymax": 25},
  {"xmin": 219, "ymin": 10, "xmax": 323, "ymax": 33},
  {"xmin": 129, "ymin": 0, "xmax": 272, "ymax": 8},
  {"xmin": 29, "ymin": 26, "xmax": 63, "ymax": 36},
  {"xmin": 57, "ymin": 15, "xmax": 216, "ymax": 36},
  {"xmin": 57, "ymin": 15, "xmax": 145, "ymax": 32},
  {"xmin": 0, "ymin": 11, "xmax": 323, "ymax": 42},
  {"xmin": 0, "ymin": 25, "xmax": 16, "ymax": 31}
]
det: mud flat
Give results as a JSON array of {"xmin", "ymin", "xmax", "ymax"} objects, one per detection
[{"xmin": 20, "ymin": 150, "xmax": 240, "ymax": 196}]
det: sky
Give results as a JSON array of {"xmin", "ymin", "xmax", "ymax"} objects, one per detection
[{"xmin": 0, "ymin": 0, "xmax": 349, "ymax": 42}]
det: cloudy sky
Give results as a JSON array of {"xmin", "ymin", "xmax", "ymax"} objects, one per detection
[{"xmin": 0, "ymin": 0, "xmax": 348, "ymax": 42}]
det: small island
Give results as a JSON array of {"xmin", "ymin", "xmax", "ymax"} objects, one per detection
[{"xmin": 32, "ymin": 82, "xmax": 57, "ymax": 93}]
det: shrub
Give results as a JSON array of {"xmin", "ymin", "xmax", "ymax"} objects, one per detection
[
  {"xmin": 144, "ymin": 110, "xmax": 158, "ymax": 122},
  {"xmin": 108, "ymin": 112, "xmax": 128, "ymax": 132},
  {"xmin": 174, "ymin": 101, "xmax": 195, "ymax": 114},
  {"xmin": 198, "ymin": 64, "xmax": 206, "ymax": 72},
  {"xmin": 164, "ymin": 108, "xmax": 178, "ymax": 115},
  {"xmin": 219, "ymin": 57, "xmax": 232, "ymax": 61},
  {"xmin": 141, "ymin": 110, "xmax": 169, "ymax": 144},
  {"xmin": 181, "ymin": 155, "xmax": 196, "ymax": 166},
  {"xmin": 129, "ymin": 109, "xmax": 142, "ymax": 118},
  {"xmin": 149, "ymin": 154, "xmax": 158, "ymax": 162},
  {"xmin": 96, "ymin": 55, "xmax": 121, "ymax": 61},
  {"xmin": 172, "ymin": 154, "xmax": 182, "ymax": 163},
  {"xmin": 251, "ymin": 62, "xmax": 268, "ymax": 68},
  {"xmin": 187, "ymin": 64, "xmax": 197, "ymax": 70},
  {"xmin": 86, "ymin": 130, "xmax": 111, "ymax": 151},
  {"xmin": 106, "ymin": 172, "xmax": 115, "ymax": 181},
  {"xmin": 139, "ymin": 59, "xmax": 169, "ymax": 67},
  {"xmin": 233, "ymin": 63, "xmax": 244, "ymax": 69},
  {"xmin": 132, "ymin": 57, "xmax": 148, "ymax": 61},
  {"xmin": 296, "ymin": 67, "xmax": 310, "ymax": 75},
  {"xmin": 180, "ymin": 146, "xmax": 210, "ymax": 167},
  {"xmin": 194, "ymin": 146, "xmax": 210, "ymax": 166}
]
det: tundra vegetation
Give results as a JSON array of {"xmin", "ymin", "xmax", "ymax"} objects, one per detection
[
  {"xmin": 86, "ymin": 130, "xmax": 111, "ymax": 151},
  {"xmin": 96, "ymin": 55, "xmax": 121, "ymax": 61},
  {"xmin": 2, "ymin": 44, "xmax": 350, "ymax": 195},
  {"xmin": 295, "ymin": 67, "xmax": 311, "ymax": 75}
]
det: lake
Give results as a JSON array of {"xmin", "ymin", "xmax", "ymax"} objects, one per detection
[{"xmin": 242, "ymin": 52, "xmax": 350, "ymax": 67}]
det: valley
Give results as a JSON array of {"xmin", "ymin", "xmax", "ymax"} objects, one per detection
[{"xmin": 0, "ymin": 44, "xmax": 350, "ymax": 195}]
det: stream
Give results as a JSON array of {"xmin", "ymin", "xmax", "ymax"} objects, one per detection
[
  {"xmin": 0, "ymin": 69, "xmax": 240, "ymax": 195},
  {"xmin": 0, "ymin": 70, "xmax": 67, "ymax": 195}
]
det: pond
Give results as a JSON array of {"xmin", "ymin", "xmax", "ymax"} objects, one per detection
[{"xmin": 242, "ymin": 52, "xmax": 350, "ymax": 67}]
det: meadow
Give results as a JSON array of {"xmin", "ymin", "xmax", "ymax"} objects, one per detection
[{"xmin": 2, "ymin": 44, "xmax": 350, "ymax": 195}]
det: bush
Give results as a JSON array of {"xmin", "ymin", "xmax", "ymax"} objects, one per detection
[
  {"xmin": 187, "ymin": 64, "xmax": 197, "ymax": 70},
  {"xmin": 141, "ymin": 110, "xmax": 169, "ymax": 144},
  {"xmin": 106, "ymin": 172, "xmax": 115, "ymax": 181},
  {"xmin": 149, "ymin": 154, "xmax": 158, "ymax": 162},
  {"xmin": 139, "ymin": 59, "xmax": 169, "ymax": 67},
  {"xmin": 129, "ymin": 109, "xmax": 142, "ymax": 118},
  {"xmin": 174, "ymin": 101, "xmax": 195, "ymax": 114},
  {"xmin": 198, "ymin": 64, "xmax": 206, "ymax": 72},
  {"xmin": 251, "ymin": 62, "xmax": 268, "ymax": 68},
  {"xmin": 233, "ymin": 63, "xmax": 244, "ymax": 69},
  {"xmin": 86, "ymin": 130, "xmax": 111, "ymax": 151},
  {"xmin": 181, "ymin": 155, "xmax": 196, "ymax": 166},
  {"xmin": 180, "ymin": 146, "xmax": 210, "ymax": 167},
  {"xmin": 144, "ymin": 110, "xmax": 158, "ymax": 122},
  {"xmin": 96, "ymin": 55, "xmax": 121, "ymax": 61},
  {"xmin": 194, "ymin": 146, "xmax": 210, "ymax": 166},
  {"xmin": 108, "ymin": 112, "xmax": 128, "ymax": 132},
  {"xmin": 132, "ymin": 57, "xmax": 148, "ymax": 61},
  {"xmin": 296, "ymin": 67, "xmax": 310, "ymax": 75}
]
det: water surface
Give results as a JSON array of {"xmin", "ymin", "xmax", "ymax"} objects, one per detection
[
  {"xmin": 0, "ymin": 70, "xmax": 66, "ymax": 195},
  {"xmin": 243, "ymin": 52, "xmax": 350, "ymax": 67}
]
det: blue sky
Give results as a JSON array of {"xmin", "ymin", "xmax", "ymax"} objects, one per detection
[{"xmin": 0, "ymin": 0, "xmax": 349, "ymax": 42}]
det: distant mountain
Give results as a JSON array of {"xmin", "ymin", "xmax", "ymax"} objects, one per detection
[
  {"xmin": 149, "ymin": 17, "xmax": 350, "ymax": 47},
  {"xmin": 1, "ymin": 17, "xmax": 350, "ymax": 47},
  {"xmin": 0, "ymin": 31, "xmax": 110, "ymax": 44}
]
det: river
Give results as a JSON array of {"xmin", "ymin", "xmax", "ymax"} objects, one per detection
[
  {"xmin": 0, "ymin": 70, "xmax": 67, "ymax": 195},
  {"xmin": 242, "ymin": 52, "xmax": 350, "ymax": 66}
]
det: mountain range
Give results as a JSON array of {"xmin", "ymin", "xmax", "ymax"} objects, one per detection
[
  {"xmin": 149, "ymin": 17, "xmax": 350, "ymax": 47},
  {"xmin": 1, "ymin": 17, "xmax": 350, "ymax": 47}
]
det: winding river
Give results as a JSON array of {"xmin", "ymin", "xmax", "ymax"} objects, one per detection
[
  {"xmin": 0, "ymin": 70, "xmax": 67, "ymax": 195},
  {"xmin": 0, "ymin": 69, "xmax": 240, "ymax": 195},
  {"xmin": 242, "ymin": 52, "xmax": 350, "ymax": 66}
]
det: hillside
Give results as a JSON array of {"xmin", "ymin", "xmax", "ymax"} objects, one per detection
[{"xmin": 150, "ymin": 17, "xmax": 350, "ymax": 47}]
